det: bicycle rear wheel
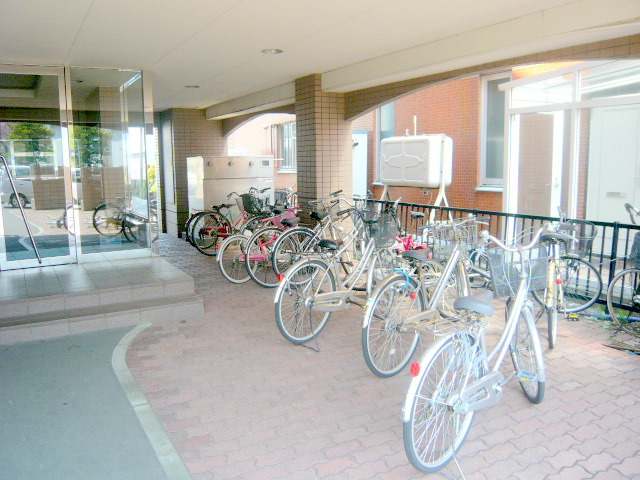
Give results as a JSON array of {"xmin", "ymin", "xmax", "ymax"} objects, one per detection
[
  {"xmin": 245, "ymin": 226, "xmax": 281, "ymax": 287},
  {"xmin": 93, "ymin": 203, "xmax": 124, "ymax": 237},
  {"xmin": 607, "ymin": 268, "xmax": 640, "ymax": 336},
  {"xmin": 274, "ymin": 258, "xmax": 336, "ymax": 344},
  {"xmin": 217, "ymin": 234, "xmax": 250, "ymax": 283},
  {"xmin": 362, "ymin": 273, "xmax": 424, "ymax": 377},
  {"xmin": 402, "ymin": 332, "xmax": 479, "ymax": 473},
  {"xmin": 508, "ymin": 305, "xmax": 545, "ymax": 404},
  {"xmin": 193, "ymin": 212, "xmax": 225, "ymax": 256}
]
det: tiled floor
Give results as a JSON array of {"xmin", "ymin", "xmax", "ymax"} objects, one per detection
[{"xmin": 127, "ymin": 234, "xmax": 640, "ymax": 480}]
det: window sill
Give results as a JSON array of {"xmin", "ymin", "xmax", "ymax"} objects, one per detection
[
  {"xmin": 476, "ymin": 185, "xmax": 503, "ymax": 193},
  {"xmin": 277, "ymin": 169, "xmax": 297, "ymax": 174}
]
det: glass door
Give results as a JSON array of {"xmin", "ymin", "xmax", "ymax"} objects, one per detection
[{"xmin": 0, "ymin": 66, "xmax": 75, "ymax": 269}]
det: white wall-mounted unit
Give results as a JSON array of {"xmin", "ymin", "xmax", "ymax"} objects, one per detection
[
  {"xmin": 379, "ymin": 134, "xmax": 453, "ymax": 188},
  {"xmin": 187, "ymin": 156, "xmax": 275, "ymax": 214}
]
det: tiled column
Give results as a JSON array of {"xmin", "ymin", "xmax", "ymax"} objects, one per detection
[
  {"xmin": 295, "ymin": 75, "xmax": 353, "ymax": 206},
  {"xmin": 160, "ymin": 109, "xmax": 226, "ymax": 236}
]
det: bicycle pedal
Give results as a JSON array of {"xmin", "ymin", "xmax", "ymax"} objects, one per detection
[
  {"xmin": 567, "ymin": 313, "xmax": 580, "ymax": 322},
  {"xmin": 517, "ymin": 370, "xmax": 537, "ymax": 383}
]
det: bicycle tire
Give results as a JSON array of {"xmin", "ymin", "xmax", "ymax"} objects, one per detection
[
  {"xmin": 362, "ymin": 273, "xmax": 425, "ymax": 377},
  {"xmin": 217, "ymin": 234, "xmax": 250, "ymax": 283},
  {"xmin": 271, "ymin": 227, "xmax": 316, "ymax": 276},
  {"xmin": 92, "ymin": 203, "xmax": 124, "ymax": 237},
  {"xmin": 607, "ymin": 268, "xmax": 640, "ymax": 336},
  {"xmin": 507, "ymin": 304, "xmax": 545, "ymax": 404},
  {"xmin": 245, "ymin": 226, "xmax": 282, "ymax": 287},
  {"xmin": 63, "ymin": 204, "xmax": 75, "ymax": 237},
  {"xmin": 532, "ymin": 255, "xmax": 602, "ymax": 313},
  {"xmin": 184, "ymin": 211, "xmax": 204, "ymax": 245},
  {"xmin": 402, "ymin": 331, "xmax": 479, "ymax": 473},
  {"xmin": 274, "ymin": 258, "xmax": 336, "ymax": 344},
  {"xmin": 193, "ymin": 212, "xmax": 223, "ymax": 256}
]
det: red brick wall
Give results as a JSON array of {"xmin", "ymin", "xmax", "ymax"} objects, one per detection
[{"xmin": 357, "ymin": 77, "xmax": 502, "ymax": 211}]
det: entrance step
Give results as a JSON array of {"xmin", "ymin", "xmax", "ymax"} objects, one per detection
[{"xmin": 0, "ymin": 256, "xmax": 204, "ymax": 344}]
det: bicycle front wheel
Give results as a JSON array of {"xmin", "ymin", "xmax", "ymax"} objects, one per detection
[
  {"xmin": 402, "ymin": 332, "xmax": 479, "ymax": 473},
  {"xmin": 607, "ymin": 268, "xmax": 640, "ymax": 336},
  {"xmin": 362, "ymin": 273, "xmax": 424, "ymax": 377},
  {"xmin": 93, "ymin": 203, "xmax": 124, "ymax": 237},
  {"xmin": 271, "ymin": 227, "xmax": 315, "ymax": 276},
  {"xmin": 274, "ymin": 258, "xmax": 336, "ymax": 344},
  {"xmin": 366, "ymin": 248, "xmax": 397, "ymax": 296},
  {"xmin": 508, "ymin": 305, "xmax": 545, "ymax": 404},
  {"xmin": 217, "ymin": 234, "xmax": 250, "ymax": 283}
]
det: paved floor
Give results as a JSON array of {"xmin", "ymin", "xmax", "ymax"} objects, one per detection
[{"xmin": 128, "ymin": 234, "xmax": 640, "ymax": 480}]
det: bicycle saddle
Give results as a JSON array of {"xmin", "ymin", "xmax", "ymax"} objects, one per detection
[
  {"xmin": 540, "ymin": 232, "xmax": 572, "ymax": 244},
  {"xmin": 219, "ymin": 203, "xmax": 234, "ymax": 209},
  {"xmin": 401, "ymin": 248, "xmax": 431, "ymax": 263},
  {"xmin": 310, "ymin": 211, "xmax": 329, "ymax": 221},
  {"xmin": 317, "ymin": 239, "xmax": 342, "ymax": 251},
  {"xmin": 453, "ymin": 290, "xmax": 494, "ymax": 317},
  {"xmin": 410, "ymin": 211, "xmax": 425, "ymax": 219},
  {"xmin": 281, "ymin": 217, "xmax": 301, "ymax": 228}
]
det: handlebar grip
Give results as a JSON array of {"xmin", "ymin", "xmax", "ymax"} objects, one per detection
[
  {"xmin": 337, "ymin": 208, "xmax": 352, "ymax": 216},
  {"xmin": 475, "ymin": 216, "xmax": 491, "ymax": 222},
  {"xmin": 260, "ymin": 188, "xmax": 271, "ymax": 193},
  {"xmin": 331, "ymin": 190, "xmax": 343, "ymax": 196}
]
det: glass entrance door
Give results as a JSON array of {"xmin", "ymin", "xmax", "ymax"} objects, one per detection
[{"xmin": 0, "ymin": 66, "xmax": 75, "ymax": 269}]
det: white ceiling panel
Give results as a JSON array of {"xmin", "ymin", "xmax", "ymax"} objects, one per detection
[
  {"xmin": 0, "ymin": 0, "xmax": 636, "ymax": 111},
  {"xmin": 84, "ymin": 0, "xmax": 237, "ymax": 30},
  {"xmin": 1, "ymin": 0, "xmax": 91, "ymax": 23},
  {"xmin": 0, "ymin": 18, "xmax": 78, "ymax": 46}
]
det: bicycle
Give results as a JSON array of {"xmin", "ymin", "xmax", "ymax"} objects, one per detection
[
  {"xmin": 530, "ymin": 217, "xmax": 602, "ymax": 348},
  {"xmin": 186, "ymin": 187, "xmax": 271, "ymax": 255},
  {"xmin": 273, "ymin": 200, "xmax": 401, "ymax": 347},
  {"xmin": 361, "ymin": 216, "xmax": 488, "ymax": 377},
  {"xmin": 402, "ymin": 227, "xmax": 549, "ymax": 474},
  {"xmin": 606, "ymin": 203, "xmax": 640, "ymax": 335},
  {"xmin": 92, "ymin": 197, "xmax": 141, "ymax": 242},
  {"xmin": 270, "ymin": 191, "xmax": 353, "ymax": 277}
]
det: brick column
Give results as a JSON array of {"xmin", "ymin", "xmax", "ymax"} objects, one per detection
[
  {"xmin": 159, "ymin": 108, "xmax": 226, "ymax": 236},
  {"xmin": 295, "ymin": 74, "xmax": 353, "ymax": 206}
]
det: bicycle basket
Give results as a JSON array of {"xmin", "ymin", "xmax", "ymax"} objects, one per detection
[
  {"xmin": 238, "ymin": 193, "xmax": 264, "ymax": 215},
  {"xmin": 425, "ymin": 219, "xmax": 479, "ymax": 263},
  {"xmin": 355, "ymin": 199, "xmax": 382, "ymax": 224},
  {"xmin": 487, "ymin": 244, "xmax": 548, "ymax": 298},
  {"xmin": 367, "ymin": 210, "xmax": 399, "ymax": 248},
  {"xmin": 558, "ymin": 220, "xmax": 597, "ymax": 257},
  {"xmin": 630, "ymin": 231, "xmax": 640, "ymax": 268}
]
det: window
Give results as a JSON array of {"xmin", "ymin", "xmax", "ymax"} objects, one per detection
[
  {"xmin": 480, "ymin": 73, "xmax": 510, "ymax": 187},
  {"xmin": 273, "ymin": 121, "xmax": 296, "ymax": 171}
]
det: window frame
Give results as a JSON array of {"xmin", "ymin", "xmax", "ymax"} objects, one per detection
[
  {"xmin": 273, "ymin": 121, "xmax": 297, "ymax": 172},
  {"xmin": 480, "ymin": 71, "xmax": 511, "ymax": 189}
]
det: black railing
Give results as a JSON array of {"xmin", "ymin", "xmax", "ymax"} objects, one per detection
[{"xmin": 369, "ymin": 199, "xmax": 640, "ymax": 292}]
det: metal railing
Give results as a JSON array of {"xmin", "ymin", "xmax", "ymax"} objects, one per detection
[{"xmin": 371, "ymin": 199, "xmax": 640, "ymax": 296}]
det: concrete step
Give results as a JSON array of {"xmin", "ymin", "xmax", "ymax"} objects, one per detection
[{"xmin": 0, "ymin": 294, "xmax": 204, "ymax": 344}]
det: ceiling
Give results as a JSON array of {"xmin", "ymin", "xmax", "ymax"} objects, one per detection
[{"xmin": 1, "ymin": 0, "xmax": 639, "ymax": 113}]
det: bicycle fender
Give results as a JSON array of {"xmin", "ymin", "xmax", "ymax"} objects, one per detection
[{"xmin": 273, "ymin": 256, "xmax": 324, "ymax": 304}]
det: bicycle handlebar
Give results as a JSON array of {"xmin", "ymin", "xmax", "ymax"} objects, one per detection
[
  {"xmin": 481, "ymin": 226, "xmax": 547, "ymax": 253},
  {"xmin": 625, "ymin": 203, "xmax": 639, "ymax": 225}
]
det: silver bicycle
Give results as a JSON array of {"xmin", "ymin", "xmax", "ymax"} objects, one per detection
[{"xmin": 402, "ymin": 227, "xmax": 549, "ymax": 474}]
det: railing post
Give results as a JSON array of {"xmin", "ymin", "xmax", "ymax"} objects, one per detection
[{"xmin": 608, "ymin": 222, "xmax": 620, "ymax": 286}]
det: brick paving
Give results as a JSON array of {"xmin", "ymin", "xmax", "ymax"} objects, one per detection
[{"xmin": 128, "ymin": 234, "xmax": 640, "ymax": 479}]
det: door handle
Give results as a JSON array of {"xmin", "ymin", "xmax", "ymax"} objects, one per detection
[{"xmin": 606, "ymin": 192, "xmax": 627, "ymax": 198}]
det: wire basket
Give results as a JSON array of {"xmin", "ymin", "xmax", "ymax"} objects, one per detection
[
  {"xmin": 558, "ymin": 220, "xmax": 597, "ymax": 257},
  {"xmin": 367, "ymin": 210, "xmax": 399, "ymax": 248},
  {"xmin": 355, "ymin": 199, "xmax": 382, "ymax": 223},
  {"xmin": 630, "ymin": 231, "xmax": 640, "ymax": 268},
  {"xmin": 237, "ymin": 193, "xmax": 265, "ymax": 215},
  {"xmin": 487, "ymin": 244, "xmax": 548, "ymax": 298},
  {"xmin": 424, "ymin": 220, "xmax": 480, "ymax": 263}
]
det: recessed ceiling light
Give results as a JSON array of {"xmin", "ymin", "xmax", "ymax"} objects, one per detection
[
  {"xmin": 184, "ymin": 85, "xmax": 200, "ymax": 89},
  {"xmin": 261, "ymin": 48, "xmax": 283, "ymax": 55}
]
